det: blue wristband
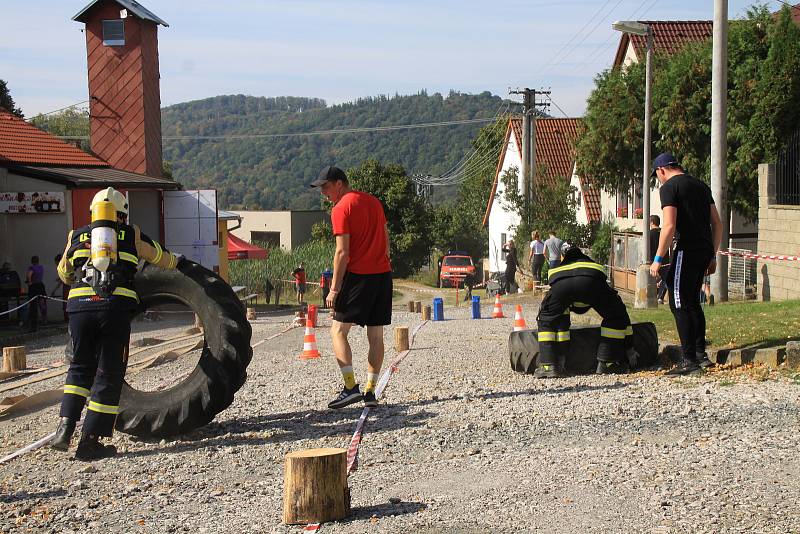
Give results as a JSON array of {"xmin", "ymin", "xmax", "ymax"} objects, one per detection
[{"xmin": 654, "ymin": 255, "xmax": 663, "ymax": 263}]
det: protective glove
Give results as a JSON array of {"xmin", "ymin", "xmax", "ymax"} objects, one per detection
[{"xmin": 176, "ymin": 255, "xmax": 193, "ymax": 274}]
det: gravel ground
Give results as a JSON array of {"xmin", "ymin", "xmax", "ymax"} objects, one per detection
[{"xmin": 1, "ymin": 292, "xmax": 799, "ymax": 534}]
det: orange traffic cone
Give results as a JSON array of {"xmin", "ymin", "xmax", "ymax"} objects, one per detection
[
  {"xmin": 300, "ymin": 318, "xmax": 321, "ymax": 360},
  {"xmin": 513, "ymin": 304, "xmax": 527, "ymax": 331},
  {"xmin": 492, "ymin": 294, "xmax": 505, "ymax": 318}
]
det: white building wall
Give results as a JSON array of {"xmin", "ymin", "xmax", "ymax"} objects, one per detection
[
  {"xmin": 0, "ymin": 168, "xmax": 72, "ymax": 319},
  {"xmin": 487, "ymin": 135, "xmax": 523, "ymax": 273},
  {"xmin": 569, "ymin": 165, "xmax": 589, "ymax": 226}
]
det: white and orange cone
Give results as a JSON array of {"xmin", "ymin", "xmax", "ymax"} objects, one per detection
[
  {"xmin": 299, "ymin": 318, "xmax": 321, "ymax": 360},
  {"xmin": 513, "ymin": 304, "xmax": 527, "ymax": 331},
  {"xmin": 492, "ymin": 294, "xmax": 505, "ymax": 319}
]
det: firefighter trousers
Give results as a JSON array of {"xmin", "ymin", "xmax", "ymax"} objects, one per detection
[
  {"xmin": 60, "ymin": 310, "xmax": 131, "ymax": 437},
  {"xmin": 536, "ymin": 276, "xmax": 632, "ymax": 368}
]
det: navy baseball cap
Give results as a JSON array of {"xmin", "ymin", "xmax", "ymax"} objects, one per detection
[
  {"xmin": 651, "ymin": 152, "xmax": 680, "ymax": 176},
  {"xmin": 310, "ymin": 166, "xmax": 347, "ymax": 187}
]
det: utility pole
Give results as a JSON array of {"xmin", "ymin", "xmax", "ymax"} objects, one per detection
[
  {"xmin": 509, "ymin": 88, "xmax": 551, "ymax": 210},
  {"xmin": 711, "ymin": 0, "xmax": 729, "ymax": 302}
]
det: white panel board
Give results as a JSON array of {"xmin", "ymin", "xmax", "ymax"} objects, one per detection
[{"xmin": 163, "ymin": 190, "xmax": 218, "ymax": 271}]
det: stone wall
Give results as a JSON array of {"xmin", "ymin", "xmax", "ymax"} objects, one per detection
[{"xmin": 756, "ymin": 163, "xmax": 800, "ymax": 300}]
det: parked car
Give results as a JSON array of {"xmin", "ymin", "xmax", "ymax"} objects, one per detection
[{"xmin": 439, "ymin": 252, "xmax": 476, "ymax": 288}]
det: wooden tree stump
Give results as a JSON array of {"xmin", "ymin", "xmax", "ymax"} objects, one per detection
[
  {"xmin": 414, "ymin": 301, "xmax": 422, "ymax": 313},
  {"xmin": 422, "ymin": 305, "xmax": 432, "ymax": 320},
  {"xmin": 407, "ymin": 301, "xmax": 415, "ymax": 312},
  {"xmin": 283, "ymin": 448, "xmax": 350, "ymax": 524},
  {"xmin": 2, "ymin": 347, "xmax": 26, "ymax": 372},
  {"xmin": 246, "ymin": 307, "xmax": 257, "ymax": 320},
  {"xmin": 394, "ymin": 326, "xmax": 410, "ymax": 352}
]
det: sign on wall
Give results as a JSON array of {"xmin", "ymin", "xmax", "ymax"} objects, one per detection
[{"xmin": 0, "ymin": 192, "xmax": 65, "ymax": 214}]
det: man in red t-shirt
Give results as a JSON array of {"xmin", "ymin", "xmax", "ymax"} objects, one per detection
[
  {"xmin": 291, "ymin": 262, "xmax": 306, "ymax": 305},
  {"xmin": 311, "ymin": 166, "xmax": 392, "ymax": 409}
]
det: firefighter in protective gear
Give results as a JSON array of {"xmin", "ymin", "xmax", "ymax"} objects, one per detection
[
  {"xmin": 51, "ymin": 187, "xmax": 186, "ymax": 460},
  {"xmin": 535, "ymin": 245, "xmax": 634, "ymax": 378}
]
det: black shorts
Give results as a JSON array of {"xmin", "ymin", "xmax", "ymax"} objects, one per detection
[{"xmin": 333, "ymin": 271, "xmax": 392, "ymax": 327}]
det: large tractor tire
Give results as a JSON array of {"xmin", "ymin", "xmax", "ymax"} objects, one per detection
[
  {"xmin": 509, "ymin": 322, "xmax": 659, "ymax": 375},
  {"xmin": 116, "ymin": 260, "xmax": 252, "ymax": 437}
]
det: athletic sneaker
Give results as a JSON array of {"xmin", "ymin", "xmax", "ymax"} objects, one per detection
[
  {"xmin": 328, "ymin": 385, "xmax": 363, "ymax": 409},
  {"xmin": 665, "ymin": 358, "xmax": 702, "ymax": 376},
  {"xmin": 533, "ymin": 364, "xmax": 567, "ymax": 379},
  {"xmin": 363, "ymin": 391, "xmax": 378, "ymax": 407}
]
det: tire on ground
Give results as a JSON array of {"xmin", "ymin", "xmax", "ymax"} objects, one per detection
[
  {"xmin": 509, "ymin": 322, "xmax": 659, "ymax": 375},
  {"xmin": 116, "ymin": 260, "xmax": 252, "ymax": 437}
]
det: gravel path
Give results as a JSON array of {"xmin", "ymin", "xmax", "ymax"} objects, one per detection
[{"xmin": 2, "ymin": 297, "xmax": 799, "ymax": 534}]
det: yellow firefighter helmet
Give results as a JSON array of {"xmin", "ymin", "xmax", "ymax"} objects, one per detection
[{"xmin": 90, "ymin": 187, "xmax": 128, "ymax": 217}]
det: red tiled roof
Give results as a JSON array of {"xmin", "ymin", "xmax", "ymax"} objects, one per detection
[
  {"xmin": 483, "ymin": 117, "xmax": 600, "ymax": 225},
  {"xmin": 613, "ymin": 21, "xmax": 713, "ymax": 67},
  {"xmin": 0, "ymin": 108, "xmax": 108, "ymax": 168}
]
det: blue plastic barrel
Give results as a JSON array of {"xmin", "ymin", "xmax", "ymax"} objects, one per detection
[
  {"xmin": 432, "ymin": 297, "xmax": 444, "ymax": 321},
  {"xmin": 471, "ymin": 295, "xmax": 481, "ymax": 319}
]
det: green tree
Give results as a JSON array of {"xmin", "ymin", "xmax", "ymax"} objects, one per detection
[
  {"xmin": 347, "ymin": 159, "xmax": 433, "ymax": 277},
  {"xmin": 0, "ymin": 79, "xmax": 23, "ymax": 118},
  {"xmin": 733, "ymin": 5, "xmax": 800, "ymax": 220},
  {"xmin": 500, "ymin": 166, "xmax": 592, "ymax": 254},
  {"xmin": 575, "ymin": 62, "xmax": 647, "ymax": 195},
  {"xmin": 577, "ymin": 6, "xmax": 800, "ymax": 223}
]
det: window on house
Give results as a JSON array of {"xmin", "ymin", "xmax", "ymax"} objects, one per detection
[
  {"xmin": 251, "ymin": 231, "xmax": 280, "ymax": 249},
  {"xmin": 633, "ymin": 181, "xmax": 643, "ymax": 211},
  {"xmin": 102, "ymin": 20, "xmax": 125, "ymax": 46},
  {"xmin": 576, "ymin": 191, "xmax": 582, "ymax": 208},
  {"xmin": 500, "ymin": 233, "xmax": 507, "ymax": 260},
  {"xmin": 616, "ymin": 189, "xmax": 629, "ymax": 218}
]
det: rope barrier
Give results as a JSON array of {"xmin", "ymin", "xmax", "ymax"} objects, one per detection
[{"xmin": 0, "ymin": 296, "xmax": 40, "ymax": 317}]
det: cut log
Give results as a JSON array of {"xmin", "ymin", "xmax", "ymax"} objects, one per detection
[
  {"xmin": 283, "ymin": 447, "xmax": 350, "ymax": 524},
  {"xmin": 422, "ymin": 305, "xmax": 432, "ymax": 321},
  {"xmin": 414, "ymin": 301, "xmax": 422, "ymax": 313},
  {"xmin": 246, "ymin": 307, "xmax": 257, "ymax": 320},
  {"xmin": 394, "ymin": 326, "xmax": 410, "ymax": 352},
  {"xmin": 2, "ymin": 347, "xmax": 26, "ymax": 372}
]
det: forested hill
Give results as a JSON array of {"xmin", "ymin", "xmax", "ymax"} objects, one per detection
[{"xmin": 160, "ymin": 91, "xmax": 506, "ymax": 210}]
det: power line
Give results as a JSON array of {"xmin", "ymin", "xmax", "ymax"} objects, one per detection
[
  {"xmin": 25, "ymin": 100, "xmax": 89, "ymax": 121},
  {"xmin": 56, "ymin": 116, "xmax": 497, "ymax": 141},
  {"xmin": 544, "ymin": 94, "xmax": 570, "ymax": 119}
]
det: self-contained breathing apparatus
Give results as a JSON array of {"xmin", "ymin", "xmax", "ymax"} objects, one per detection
[{"xmin": 82, "ymin": 188, "xmax": 127, "ymax": 298}]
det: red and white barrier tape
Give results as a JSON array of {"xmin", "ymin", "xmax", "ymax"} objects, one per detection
[
  {"xmin": 344, "ymin": 319, "xmax": 428, "ymax": 474},
  {"xmin": 303, "ymin": 320, "xmax": 428, "ymax": 532},
  {"xmin": 719, "ymin": 250, "xmax": 799, "ymax": 261}
]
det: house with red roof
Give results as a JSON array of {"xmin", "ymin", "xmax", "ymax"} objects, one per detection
[
  {"xmin": 482, "ymin": 117, "xmax": 600, "ymax": 274},
  {"xmin": 0, "ymin": 0, "xmax": 186, "ymax": 316},
  {"xmin": 601, "ymin": 19, "xmax": 757, "ymax": 265}
]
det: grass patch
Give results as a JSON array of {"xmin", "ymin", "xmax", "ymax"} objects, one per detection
[{"xmin": 629, "ymin": 299, "xmax": 800, "ymax": 349}]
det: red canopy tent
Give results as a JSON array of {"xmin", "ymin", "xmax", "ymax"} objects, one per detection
[{"xmin": 227, "ymin": 233, "xmax": 268, "ymax": 260}]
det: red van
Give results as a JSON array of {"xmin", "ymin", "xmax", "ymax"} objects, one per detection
[{"xmin": 439, "ymin": 253, "xmax": 476, "ymax": 288}]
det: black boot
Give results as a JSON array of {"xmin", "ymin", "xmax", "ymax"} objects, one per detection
[
  {"xmin": 75, "ymin": 435, "xmax": 117, "ymax": 461},
  {"xmin": 665, "ymin": 358, "xmax": 702, "ymax": 376},
  {"xmin": 596, "ymin": 359, "xmax": 629, "ymax": 375},
  {"xmin": 534, "ymin": 363, "xmax": 567, "ymax": 378},
  {"xmin": 50, "ymin": 417, "xmax": 76, "ymax": 451}
]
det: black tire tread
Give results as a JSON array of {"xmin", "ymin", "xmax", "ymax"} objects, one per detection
[{"xmin": 116, "ymin": 260, "xmax": 252, "ymax": 437}]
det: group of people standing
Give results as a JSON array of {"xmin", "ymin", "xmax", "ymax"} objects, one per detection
[{"xmin": 499, "ymin": 231, "xmax": 566, "ymax": 294}]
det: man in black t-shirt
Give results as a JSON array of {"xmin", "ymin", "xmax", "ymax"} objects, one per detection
[{"xmin": 649, "ymin": 153, "xmax": 723, "ymax": 375}]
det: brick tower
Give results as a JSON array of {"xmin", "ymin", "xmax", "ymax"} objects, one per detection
[{"xmin": 73, "ymin": 0, "xmax": 168, "ymax": 177}]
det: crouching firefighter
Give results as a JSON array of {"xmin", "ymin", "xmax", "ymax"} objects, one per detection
[
  {"xmin": 51, "ymin": 187, "xmax": 187, "ymax": 460},
  {"xmin": 535, "ymin": 246, "xmax": 636, "ymax": 378}
]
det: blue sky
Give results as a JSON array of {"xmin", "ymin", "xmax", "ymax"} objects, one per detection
[{"xmin": 1, "ymin": 0, "xmax": 781, "ymax": 118}]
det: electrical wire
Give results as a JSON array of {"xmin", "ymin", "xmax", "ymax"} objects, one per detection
[{"xmin": 25, "ymin": 100, "xmax": 89, "ymax": 121}]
